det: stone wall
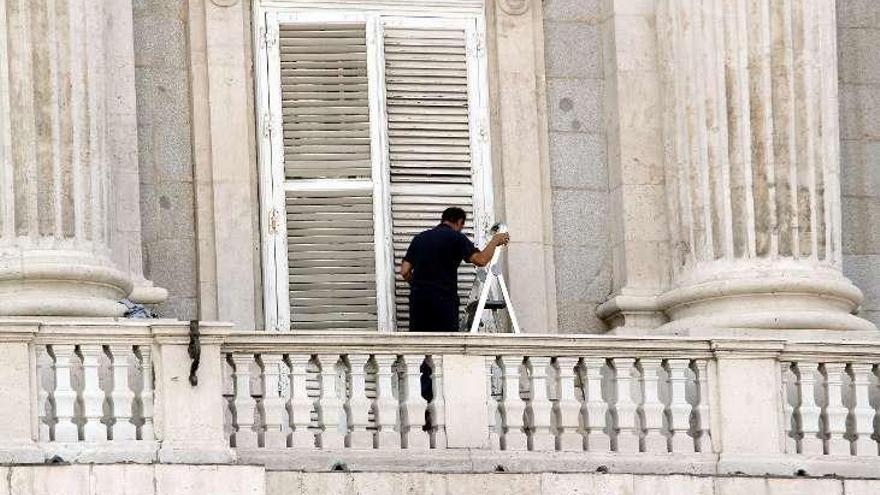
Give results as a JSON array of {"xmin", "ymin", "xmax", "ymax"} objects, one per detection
[
  {"xmin": 839, "ymin": 1, "xmax": 880, "ymax": 328},
  {"xmin": 266, "ymin": 472, "xmax": 880, "ymax": 495},
  {"xmin": 133, "ymin": 0, "xmax": 199, "ymax": 319},
  {"xmin": 544, "ymin": 0, "xmax": 611, "ymax": 333},
  {"xmin": 0, "ymin": 465, "xmax": 264, "ymax": 494},
  {"xmin": 3, "ymin": 466, "xmax": 880, "ymax": 495}
]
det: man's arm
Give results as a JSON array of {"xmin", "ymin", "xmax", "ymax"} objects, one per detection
[
  {"xmin": 468, "ymin": 233, "xmax": 510, "ymax": 267},
  {"xmin": 400, "ymin": 260, "xmax": 414, "ymax": 283}
]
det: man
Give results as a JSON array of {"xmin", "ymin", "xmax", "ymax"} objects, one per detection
[{"xmin": 400, "ymin": 207, "xmax": 510, "ymax": 332}]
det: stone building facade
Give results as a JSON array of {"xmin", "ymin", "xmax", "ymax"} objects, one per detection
[{"xmin": 1, "ymin": 0, "xmax": 880, "ymax": 493}]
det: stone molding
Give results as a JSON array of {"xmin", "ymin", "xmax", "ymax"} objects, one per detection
[{"xmin": 497, "ymin": 0, "xmax": 530, "ymax": 16}]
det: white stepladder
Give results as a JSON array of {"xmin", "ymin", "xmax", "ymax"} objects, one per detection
[{"xmin": 465, "ymin": 222, "xmax": 521, "ymax": 334}]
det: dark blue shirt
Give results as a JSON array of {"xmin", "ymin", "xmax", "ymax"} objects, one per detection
[{"xmin": 403, "ymin": 223, "xmax": 479, "ymax": 299}]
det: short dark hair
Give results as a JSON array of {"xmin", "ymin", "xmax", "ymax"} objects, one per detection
[{"xmin": 441, "ymin": 207, "xmax": 467, "ymax": 224}]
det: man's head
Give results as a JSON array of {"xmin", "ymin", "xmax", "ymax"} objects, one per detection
[{"xmin": 441, "ymin": 207, "xmax": 467, "ymax": 231}]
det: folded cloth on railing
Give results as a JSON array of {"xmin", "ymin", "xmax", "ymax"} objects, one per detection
[{"xmin": 121, "ymin": 298, "xmax": 161, "ymax": 318}]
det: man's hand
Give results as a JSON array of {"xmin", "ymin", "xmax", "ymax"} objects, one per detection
[
  {"xmin": 470, "ymin": 233, "xmax": 511, "ymax": 267},
  {"xmin": 400, "ymin": 260, "xmax": 414, "ymax": 283},
  {"xmin": 491, "ymin": 232, "xmax": 510, "ymax": 247}
]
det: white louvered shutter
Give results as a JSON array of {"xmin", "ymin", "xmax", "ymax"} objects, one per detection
[
  {"xmin": 384, "ymin": 24, "xmax": 483, "ymax": 331},
  {"xmin": 260, "ymin": 12, "xmax": 491, "ymax": 333},
  {"xmin": 277, "ymin": 22, "xmax": 380, "ymax": 331}
]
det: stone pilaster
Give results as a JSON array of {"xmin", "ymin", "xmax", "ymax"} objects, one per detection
[
  {"xmin": 0, "ymin": 0, "xmax": 132, "ymax": 315},
  {"xmin": 656, "ymin": 0, "xmax": 874, "ymax": 333}
]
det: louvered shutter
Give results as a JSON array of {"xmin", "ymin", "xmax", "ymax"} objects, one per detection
[
  {"xmin": 384, "ymin": 25, "xmax": 481, "ymax": 331},
  {"xmin": 280, "ymin": 23, "xmax": 371, "ymax": 179},
  {"xmin": 277, "ymin": 22, "xmax": 380, "ymax": 331}
]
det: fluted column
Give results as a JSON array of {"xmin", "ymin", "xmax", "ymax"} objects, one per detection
[
  {"xmin": 0, "ymin": 0, "xmax": 132, "ymax": 315},
  {"xmin": 656, "ymin": 0, "xmax": 874, "ymax": 332}
]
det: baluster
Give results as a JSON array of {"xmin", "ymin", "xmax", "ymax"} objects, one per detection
[
  {"xmin": 641, "ymin": 358, "xmax": 666, "ymax": 452},
  {"xmin": 556, "ymin": 357, "xmax": 583, "ymax": 451},
  {"xmin": 693, "ymin": 360, "xmax": 712, "ymax": 453},
  {"xmin": 583, "ymin": 357, "xmax": 610, "ymax": 451},
  {"xmin": 348, "ymin": 354, "xmax": 373, "ymax": 449},
  {"xmin": 781, "ymin": 362, "xmax": 798, "ymax": 454},
  {"xmin": 500, "ymin": 355, "xmax": 528, "ymax": 450},
  {"xmin": 529, "ymin": 356, "xmax": 555, "ymax": 451},
  {"xmin": 430, "ymin": 356, "xmax": 447, "ymax": 449},
  {"xmin": 223, "ymin": 355, "xmax": 235, "ymax": 445},
  {"xmin": 81, "ymin": 345, "xmax": 107, "ymax": 442},
  {"xmin": 668, "ymin": 360, "xmax": 693, "ymax": 453},
  {"xmin": 374, "ymin": 355, "xmax": 400, "ymax": 449},
  {"xmin": 614, "ymin": 358, "xmax": 639, "ymax": 452},
  {"xmin": 824, "ymin": 363, "xmax": 850, "ymax": 455},
  {"xmin": 318, "ymin": 354, "xmax": 345, "ymax": 449},
  {"xmin": 53, "ymin": 345, "xmax": 79, "ymax": 442},
  {"xmin": 850, "ymin": 363, "xmax": 878, "ymax": 456},
  {"xmin": 108, "ymin": 346, "xmax": 136, "ymax": 441},
  {"xmin": 287, "ymin": 354, "xmax": 314, "ymax": 448},
  {"xmin": 261, "ymin": 354, "xmax": 288, "ymax": 448},
  {"xmin": 798, "ymin": 362, "xmax": 824, "ymax": 455},
  {"xmin": 231, "ymin": 354, "xmax": 258, "ymax": 448},
  {"xmin": 36, "ymin": 346, "xmax": 53, "ymax": 442},
  {"xmin": 138, "ymin": 346, "xmax": 155, "ymax": 441},
  {"xmin": 402, "ymin": 355, "xmax": 429, "ymax": 449},
  {"xmin": 487, "ymin": 357, "xmax": 501, "ymax": 450}
]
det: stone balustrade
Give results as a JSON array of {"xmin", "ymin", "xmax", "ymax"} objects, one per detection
[
  {"xmin": 36, "ymin": 343, "xmax": 153, "ymax": 444},
  {"xmin": 780, "ymin": 344, "xmax": 880, "ymax": 458},
  {"xmin": 3, "ymin": 322, "xmax": 880, "ymax": 477},
  {"xmin": 221, "ymin": 341, "xmax": 713, "ymax": 455}
]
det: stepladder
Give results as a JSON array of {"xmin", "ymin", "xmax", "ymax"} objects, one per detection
[{"xmin": 463, "ymin": 223, "xmax": 521, "ymax": 334}]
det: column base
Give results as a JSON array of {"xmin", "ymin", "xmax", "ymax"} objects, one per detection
[
  {"xmin": 597, "ymin": 292, "xmax": 667, "ymax": 332},
  {"xmin": 0, "ymin": 248, "xmax": 132, "ymax": 317},
  {"xmin": 129, "ymin": 277, "xmax": 169, "ymax": 305},
  {"xmin": 657, "ymin": 263, "xmax": 878, "ymax": 334}
]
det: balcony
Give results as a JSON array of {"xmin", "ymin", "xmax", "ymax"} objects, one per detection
[{"xmin": 2, "ymin": 319, "xmax": 880, "ymax": 480}]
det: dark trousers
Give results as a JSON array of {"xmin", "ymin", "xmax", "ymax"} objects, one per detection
[{"xmin": 408, "ymin": 289, "xmax": 459, "ymax": 332}]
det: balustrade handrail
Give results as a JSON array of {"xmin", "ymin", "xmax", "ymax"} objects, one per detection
[{"xmin": 221, "ymin": 331, "xmax": 722, "ymax": 357}]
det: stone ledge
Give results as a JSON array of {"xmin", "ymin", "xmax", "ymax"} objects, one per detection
[{"xmin": 238, "ymin": 449, "xmax": 880, "ymax": 480}]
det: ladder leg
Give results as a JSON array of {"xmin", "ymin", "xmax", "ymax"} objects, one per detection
[
  {"xmin": 496, "ymin": 273, "xmax": 521, "ymax": 334},
  {"xmin": 469, "ymin": 271, "xmax": 495, "ymax": 333}
]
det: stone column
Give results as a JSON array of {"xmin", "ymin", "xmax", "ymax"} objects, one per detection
[
  {"xmin": 0, "ymin": 0, "xmax": 132, "ymax": 315},
  {"xmin": 655, "ymin": 0, "xmax": 874, "ymax": 333}
]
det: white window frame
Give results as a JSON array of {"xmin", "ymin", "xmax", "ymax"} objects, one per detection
[{"xmin": 255, "ymin": 3, "xmax": 494, "ymax": 333}]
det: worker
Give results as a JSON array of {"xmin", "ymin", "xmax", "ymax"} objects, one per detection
[{"xmin": 400, "ymin": 207, "xmax": 510, "ymax": 332}]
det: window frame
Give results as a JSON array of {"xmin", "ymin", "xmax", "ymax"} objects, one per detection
[{"xmin": 255, "ymin": 4, "xmax": 494, "ymax": 333}]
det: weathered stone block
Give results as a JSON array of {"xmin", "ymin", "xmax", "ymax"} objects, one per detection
[
  {"xmin": 544, "ymin": 22, "xmax": 603, "ymax": 79},
  {"xmin": 633, "ymin": 475, "xmax": 713, "ymax": 495},
  {"xmin": 91, "ymin": 465, "xmax": 156, "ymax": 495},
  {"xmin": 550, "ymin": 133, "xmax": 608, "ymax": 190},
  {"xmin": 541, "ymin": 474, "xmax": 634, "ymax": 494},
  {"xmin": 552, "ymin": 189, "xmax": 609, "ymax": 247},
  {"xmin": 547, "ymin": 79, "xmax": 604, "ymax": 133},
  {"xmin": 155, "ymin": 466, "xmax": 265, "ymax": 495},
  {"xmin": 554, "ymin": 245, "xmax": 612, "ymax": 302},
  {"xmin": 843, "ymin": 255, "xmax": 880, "ymax": 310}
]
